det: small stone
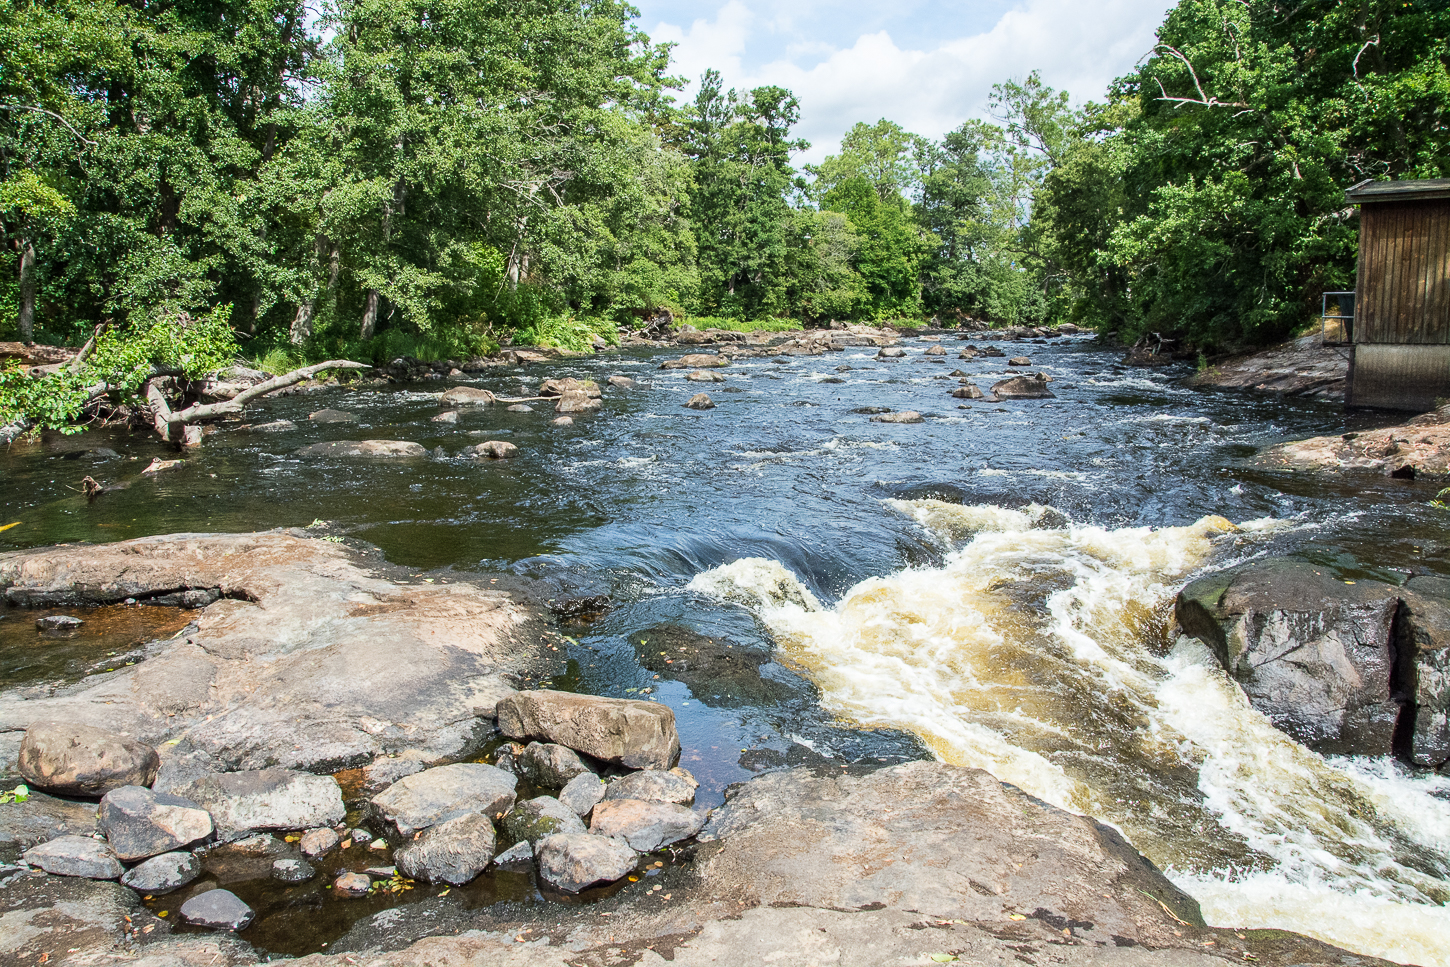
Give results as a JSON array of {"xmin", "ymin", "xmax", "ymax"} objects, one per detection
[
  {"xmin": 949, "ymin": 369, "xmax": 968, "ymax": 377},
  {"xmin": 395, "ymin": 811, "xmax": 496, "ymax": 885},
  {"xmin": 685, "ymin": 369, "xmax": 725, "ymax": 382},
  {"xmin": 924, "ymin": 345, "xmax": 947, "ymax": 356},
  {"xmin": 951, "ymin": 385, "xmax": 984, "ymax": 400},
  {"xmin": 308, "ymin": 409, "xmax": 356, "ymax": 423},
  {"xmin": 471, "ymin": 440, "xmax": 519, "ymax": 459},
  {"xmin": 851, "ymin": 406, "xmax": 891, "ymax": 415},
  {"xmin": 1008, "ymin": 356, "xmax": 1032, "ymax": 366},
  {"xmin": 589, "ymin": 799, "xmax": 705, "ymax": 852},
  {"xmin": 272, "ymin": 857, "xmax": 315, "ymax": 883},
  {"xmin": 122, "ymin": 852, "xmax": 200, "ymax": 893},
  {"xmin": 604, "ymin": 770, "xmax": 696, "ymax": 805},
  {"xmin": 684, "ymin": 393, "xmax": 715, "ymax": 410},
  {"xmin": 363, "ymin": 865, "xmax": 397, "ymax": 877},
  {"xmin": 299, "ymin": 826, "xmax": 340, "ymax": 857},
  {"xmin": 871, "ymin": 411, "xmax": 924, "ymax": 424},
  {"xmin": 35, "ymin": 615, "xmax": 83, "ymax": 630},
  {"xmin": 492, "ymin": 840, "xmax": 534, "ymax": 869},
  {"xmin": 535, "ymin": 832, "xmax": 636, "ymax": 894},
  {"xmin": 835, "ymin": 365, "xmax": 852, "ymax": 372},
  {"xmin": 506, "ymin": 404, "xmax": 534, "ymax": 412},
  {"xmin": 518, "ymin": 742, "xmax": 591, "ymax": 787},
  {"xmin": 350, "ymin": 827, "xmax": 372, "ymax": 845},
  {"xmin": 18, "ymin": 721, "xmax": 160, "ymax": 797},
  {"xmin": 432, "ymin": 410, "xmax": 460, "ymax": 424},
  {"xmin": 370, "ymin": 762, "xmax": 517, "ymax": 838},
  {"xmin": 876, "ymin": 347, "xmax": 906, "ymax": 359},
  {"xmin": 333, "ymin": 872, "xmax": 373, "ymax": 896},
  {"xmin": 503, "ymin": 796, "xmax": 587, "ymax": 846},
  {"xmin": 22, "ymin": 835, "xmax": 123, "ymax": 879},
  {"xmin": 552, "ymin": 416, "xmax": 574, "ymax": 426},
  {"xmin": 559, "ymin": 773, "xmax": 606, "ymax": 818},
  {"xmin": 607, "ymin": 375, "xmax": 637, "ymax": 389},
  {"xmin": 99, "ymin": 785, "xmax": 214, "ymax": 861},
  {"xmin": 181, "ymin": 889, "xmax": 255, "ymax": 930}
]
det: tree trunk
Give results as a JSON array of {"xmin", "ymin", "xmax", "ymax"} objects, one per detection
[
  {"xmin": 290, "ymin": 240, "xmax": 340, "ymax": 345},
  {"xmin": 360, "ymin": 289, "xmax": 379, "ymax": 340},
  {"xmin": 18, "ymin": 235, "xmax": 36, "ymax": 342}
]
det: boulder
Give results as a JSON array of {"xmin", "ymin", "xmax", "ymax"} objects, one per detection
[
  {"xmin": 431, "ymin": 410, "xmax": 459, "ymax": 424},
  {"xmin": 684, "ymin": 393, "xmax": 715, "ymax": 410},
  {"xmin": 295, "ymin": 440, "xmax": 428, "ymax": 459},
  {"xmin": 394, "ymin": 811, "xmax": 497, "ymax": 885},
  {"xmin": 518, "ymin": 742, "xmax": 591, "ymax": 787},
  {"xmin": 870, "ymin": 411, "xmax": 922, "ymax": 424},
  {"xmin": 535, "ymin": 832, "xmax": 636, "ymax": 894},
  {"xmin": 603, "ymin": 769, "xmax": 696, "ymax": 805},
  {"xmin": 22, "ymin": 835, "xmax": 123, "ymax": 879},
  {"xmin": 180, "ymin": 889, "xmax": 254, "ymax": 930},
  {"xmin": 876, "ymin": 347, "xmax": 906, "ymax": 359},
  {"xmin": 495, "ymin": 690, "xmax": 680, "ymax": 770},
  {"xmin": 121, "ymin": 851, "xmax": 201, "ymax": 893},
  {"xmin": 502, "ymin": 795, "xmax": 587, "ymax": 845},
  {"xmin": 1254, "ymin": 404, "xmax": 1450, "ymax": 477},
  {"xmin": 1008, "ymin": 356, "xmax": 1032, "ymax": 366},
  {"xmin": 559, "ymin": 772, "xmax": 606, "ymax": 817},
  {"xmin": 1184, "ymin": 334, "xmax": 1346, "ymax": 400},
  {"xmin": 98, "ymin": 785, "xmax": 213, "ymax": 861},
  {"xmin": 17, "ymin": 721, "xmax": 160, "ymax": 796},
  {"xmin": 308, "ymin": 409, "xmax": 356, "ymax": 423},
  {"xmin": 991, "ymin": 374, "xmax": 1055, "ymax": 399},
  {"xmin": 470, "ymin": 441, "xmax": 518, "ymax": 460},
  {"xmin": 589, "ymin": 798, "xmax": 704, "ymax": 852},
  {"xmin": 540, "ymin": 378, "xmax": 601, "ymax": 398},
  {"xmin": 271, "ymin": 856, "xmax": 314, "ymax": 883},
  {"xmin": 369, "ymin": 763, "xmax": 517, "ymax": 837},
  {"xmin": 685, "ymin": 369, "xmax": 725, "ymax": 382},
  {"xmin": 185, "ymin": 768, "xmax": 346, "ymax": 840},
  {"xmin": 555, "ymin": 391, "xmax": 602, "ymax": 414},
  {"xmin": 438, "ymin": 386, "xmax": 497, "ymax": 407},
  {"xmin": 1176, "ymin": 559, "xmax": 1401, "ymax": 754},
  {"xmin": 552, "ymin": 416, "xmax": 574, "ymax": 426},
  {"xmin": 951, "ymin": 384, "xmax": 984, "ymax": 400},
  {"xmin": 607, "ymin": 375, "xmax": 637, "ymax": 389},
  {"xmin": 35, "ymin": 615, "xmax": 82, "ymax": 630},
  {"xmin": 1396, "ymin": 576, "xmax": 1450, "ymax": 766},
  {"xmin": 299, "ymin": 826, "xmax": 339, "ymax": 857},
  {"xmin": 924, "ymin": 345, "xmax": 946, "ymax": 356},
  {"xmin": 660, "ymin": 354, "xmax": 729, "ymax": 370},
  {"xmin": 333, "ymin": 871, "xmax": 372, "ymax": 895}
]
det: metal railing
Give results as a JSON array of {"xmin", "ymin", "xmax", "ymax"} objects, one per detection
[{"xmin": 1321, "ymin": 291, "xmax": 1355, "ymax": 345}]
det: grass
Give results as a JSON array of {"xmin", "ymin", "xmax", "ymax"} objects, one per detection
[{"xmin": 681, "ymin": 316, "xmax": 804, "ymax": 334}]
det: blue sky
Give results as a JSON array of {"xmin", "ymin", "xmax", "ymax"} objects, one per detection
[{"xmin": 634, "ymin": 0, "xmax": 1175, "ymax": 164}]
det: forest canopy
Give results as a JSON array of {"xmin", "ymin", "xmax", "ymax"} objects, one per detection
[{"xmin": 2, "ymin": 0, "xmax": 1447, "ymax": 363}]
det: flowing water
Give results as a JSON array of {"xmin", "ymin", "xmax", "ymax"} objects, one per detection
[{"xmin": 2, "ymin": 333, "xmax": 1448, "ymax": 963}]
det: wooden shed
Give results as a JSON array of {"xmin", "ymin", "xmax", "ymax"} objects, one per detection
[{"xmin": 1344, "ymin": 178, "xmax": 1450, "ymax": 411}]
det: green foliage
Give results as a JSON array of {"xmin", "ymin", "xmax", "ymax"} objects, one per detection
[
  {"xmin": 680, "ymin": 316, "xmax": 803, "ymax": 333},
  {"xmin": 0, "ymin": 363, "xmax": 89, "ymax": 433},
  {"xmin": 511, "ymin": 316, "xmax": 619, "ymax": 354}
]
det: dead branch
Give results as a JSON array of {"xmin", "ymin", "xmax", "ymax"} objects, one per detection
[
  {"xmin": 67, "ymin": 322, "xmax": 108, "ymax": 374},
  {"xmin": 164, "ymin": 360, "xmax": 372, "ymax": 426},
  {"xmin": 1153, "ymin": 46, "xmax": 1251, "ymax": 110}
]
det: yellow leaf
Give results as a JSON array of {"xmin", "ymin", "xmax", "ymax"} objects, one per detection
[
  {"xmin": 930, "ymin": 955, "xmax": 957, "ymax": 963},
  {"xmin": 157, "ymin": 911, "xmax": 168, "ymax": 917},
  {"xmin": 1008, "ymin": 914, "xmax": 1027, "ymax": 921},
  {"xmin": 0, "ymin": 522, "xmax": 20, "ymax": 533}
]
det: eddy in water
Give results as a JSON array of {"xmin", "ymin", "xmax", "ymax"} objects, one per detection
[{"xmin": 691, "ymin": 501, "xmax": 1450, "ymax": 967}]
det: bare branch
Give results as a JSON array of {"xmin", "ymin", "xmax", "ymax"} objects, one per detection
[
  {"xmin": 67, "ymin": 322, "xmax": 107, "ymax": 374},
  {"xmin": 1153, "ymin": 51, "xmax": 1251, "ymax": 111},
  {"xmin": 164, "ymin": 360, "xmax": 371, "ymax": 424},
  {"xmin": 0, "ymin": 104, "xmax": 97, "ymax": 146},
  {"xmin": 1353, "ymin": 35, "xmax": 1380, "ymax": 80}
]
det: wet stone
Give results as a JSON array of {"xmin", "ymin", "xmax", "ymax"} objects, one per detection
[
  {"xmin": 272, "ymin": 856, "xmax": 315, "ymax": 884},
  {"xmin": 35, "ymin": 615, "xmax": 83, "ymax": 630},
  {"xmin": 308, "ymin": 409, "xmax": 356, "ymax": 423},
  {"xmin": 22, "ymin": 835, "xmax": 123, "ymax": 879},
  {"xmin": 503, "ymin": 796, "xmax": 587, "ymax": 846},
  {"xmin": 851, "ymin": 406, "xmax": 890, "ymax": 415},
  {"xmin": 334, "ymin": 872, "xmax": 373, "ymax": 896},
  {"xmin": 871, "ymin": 411, "xmax": 923, "ymax": 424},
  {"xmin": 559, "ymin": 772, "xmax": 606, "ymax": 817},
  {"xmin": 506, "ymin": 404, "xmax": 534, "ymax": 412},
  {"xmin": 432, "ymin": 410, "xmax": 459, "ymax": 424},
  {"xmin": 122, "ymin": 851, "xmax": 201, "ymax": 893},
  {"xmin": 535, "ymin": 832, "xmax": 636, "ymax": 894},
  {"xmin": 518, "ymin": 742, "xmax": 591, "ymax": 787},
  {"xmin": 180, "ymin": 888, "xmax": 255, "ymax": 930},
  {"xmin": 395, "ymin": 811, "xmax": 496, "ymax": 885},
  {"xmin": 300, "ymin": 826, "xmax": 339, "ymax": 857},
  {"xmin": 493, "ymin": 840, "xmax": 534, "ymax": 869}
]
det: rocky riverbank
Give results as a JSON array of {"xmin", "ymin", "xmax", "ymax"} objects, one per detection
[
  {"xmin": 1254, "ymin": 403, "xmax": 1450, "ymax": 478},
  {"xmin": 1183, "ymin": 334, "xmax": 1348, "ymax": 400}
]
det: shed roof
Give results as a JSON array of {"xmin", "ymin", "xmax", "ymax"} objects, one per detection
[{"xmin": 1345, "ymin": 178, "xmax": 1450, "ymax": 203}]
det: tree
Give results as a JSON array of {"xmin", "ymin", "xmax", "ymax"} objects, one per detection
[{"xmin": 807, "ymin": 119, "xmax": 926, "ymax": 203}]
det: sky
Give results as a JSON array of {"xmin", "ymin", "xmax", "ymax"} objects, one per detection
[{"xmin": 636, "ymin": 0, "xmax": 1176, "ymax": 165}]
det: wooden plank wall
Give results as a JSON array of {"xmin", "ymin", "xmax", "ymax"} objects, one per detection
[
  {"xmin": 1348, "ymin": 345, "xmax": 1450, "ymax": 410},
  {"xmin": 1356, "ymin": 199, "xmax": 1450, "ymax": 345}
]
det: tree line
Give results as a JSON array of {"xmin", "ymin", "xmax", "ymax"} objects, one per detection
[{"xmin": 2, "ymin": 0, "xmax": 1447, "ymax": 371}]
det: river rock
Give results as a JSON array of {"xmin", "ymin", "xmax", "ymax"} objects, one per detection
[
  {"xmin": 308, "ymin": 409, "xmax": 356, "ymax": 423},
  {"xmin": 518, "ymin": 742, "xmax": 591, "ymax": 787},
  {"xmin": 431, "ymin": 410, "xmax": 459, "ymax": 424},
  {"xmin": 1176, "ymin": 559, "xmax": 1401, "ymax": 754},
  {"xmin": 552, "ymin": 416, "xmax": 574, "ymax": 426},
  {"xmin": 470, "ymin": 440, "xmax": 518, "ymax": 459},
  {"xmin": 951, "ymin": 384, "xmax": 984, "ymax": 399},
  {"xmin": 35, "ymin": 615, "xmax": 82, "ymax": 630},
  {"xmin": 555, "ymin": 390, "xmax": 602, "ymax": 414},
  {"xmin": 492, "ymin": 839, "xmax": 534, "ymax": 869},
  {"xmin": 535, "ymin": 832, "xmax": 636, "ymax": 893},
  {"xmin": 334, "ymin": 871, "xmax": 372, "ymax": 895},
  {"xmin": 603, "ymin": 769, "xmax": 696, "ymax": 805},
  {"xmin": 495, "ymin": 690, "xmax": 680, "ymax": 770},
  {"xmin": 180, "ymin": 888, "xmax": 254, "ymax": 930},
  {"xmin": 851, "ymin": 406, "xmax": 890, "ymax": 414},
  {"xmin": 684, "ymin": 393, "xmax": 715, "ymax": 410},
  {"xmin": 559, "ymin": 772, "xmax": 606, "ymax": 817},
  {"xmin": 439, "ymin": 386, "xmax": 496, "ymax": 406},
  {"xmin": 1184, "ymin": 333, "xmax": 1346, "ymax": 400},
  {"xmin": 589, "ymin": 798, "xmax": 704, "ymax": 851},
  {"xmin": 1254, "ymin": 404, "xmax": 1450, "ymax": 477},
  {"xmin": 981, "ymin": 346, "xmax": 1005, "ymax": 357},
  {"xmin": 122, "ymin": 851, "xmax": 201, "ymax": 893},
  {"xmin": 295, "ymin": 440, "xmax": 428, "ymax": 459},
  {"xmin": 607, "ymin": 375, "xmax": 637, "ymax": 389},
  {"xmin": 98, "ymin": 785, "xmax": 213, "ymax": 861},
  {"xmin": 185, "ymin": 768, "xmax": 346, "ymax": 840},
  {"xmin": 506, "ymin": 404, "xmax": 533, "ymax": 412},
  {"xmin": 1008, "ymin": 356, "xmax": 1032, "ymax": 366},
  {"xmin": 876, "ymin": 347, "xmax": 905, "ymax": 359},
  {"xmin": 685, "ymin": 369, "xmax": 725, "ymax": 382},
  {"xmin": 991, "ymin": 374, "xmax": 1055, "ymax": 399},
  {"xmin": 870, "ymin": 411, "xmax": 922, "ymax": 424},
  {"xmin": 22, "ymin": 835, "xmax": 123, "ymax": 879},
  {"xmin": 370, "ymin": 763, "xmax": 517, "ymax": 837},
  {"xmin": 540, "ymin": 378, "xmax": 601, "ymax": 398},
  {"xmin": 271, "ymin": 856, "xmax": 314, "ymax": 883},
  {"xmin": 394, "ymin": 811, "xmax": 496, "ymax": 885},
  {"xmin": 17, "ymin": 721, "xmax": 160, "ymax": 796},
  {"xmin": 924, "ymin": 345, "xmax": 946, "ymax": 356},
  {"xmin": 249, "ymin": 419, "xmax": 295, "ymax": 432},
  {"xmin": 503, "ymin": 795, "xmax": 587, "ymax": 846},
  {"xmin": 1396, "ymin": 575, "xmax": 1450, "ymax": 766},
  {"xmin": 661, "ymin": 354, "xmax": 729, "ymax": 370},
  {"xmin": 300, "ymin": 826, "xmax": 339, "ymax": 857}
]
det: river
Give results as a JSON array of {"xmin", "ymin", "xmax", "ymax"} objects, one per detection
[{"xmin": 2, "ymin": 332, "xmax": 1447, "ymax": 964}]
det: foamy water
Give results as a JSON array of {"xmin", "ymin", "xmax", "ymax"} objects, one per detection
[{"xmin": 688, "ymin": 500, "xmax": 1450, "ymax": 966}]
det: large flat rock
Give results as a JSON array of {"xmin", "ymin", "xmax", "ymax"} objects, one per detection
[
  {"xmin": 0, "ymin": 532, "xmax": 542, "ymax": 775},
  {"xmin": 1184, "ymin": 334, "xmax": 1346, "ymax": 400},
  {"xmin": 1254, "ymin": 404, "xmax": 1450, "ymax": 477},
  {"xmin": 495, "ymin": 690, "xmax": 679, "ymax": 770}
]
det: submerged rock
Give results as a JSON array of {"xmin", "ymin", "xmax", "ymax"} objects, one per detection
[
  {"xmin": 660, "ymin": 354, "xmax": 729, "ymax": 370},
  {"xmin": 98, "ymin": 785, "xmax": 213, "ymax": 861},
  {"xmin": 299, "ymin": 826, "xmax": 339, "ymax": 857},
  {"xmin": 607, "ymin": 375, "xmax": 637, "ymax": 390},
  {"xmin": 395, "ymin": 811, "xmax": 497, "ymax": 885},
  {"xmin": 502, "ymin": 795, "xmax": 587, "ymax": 845},
  {"xmin": 685, "ymin": 369, "xmax": 725, "ymax": 382},
  {"xmin": 589, "ymin": 798, "xmax": 704, "ymax": 851},
  {"xmin": 295, "ymin": 440, "xmax": 428, "ymax": 459},
  {"xmin": 333, "ymin": 872, "xmax": 372, "ymax": 896},
  {"xmin": 35, "ymin": 614, "xmax": 82, "ymax": 630},
  {"xmin": 990, "ymin": 374, "xmax": 1054, "ymax": 399},
  {"xmin": 431, "ymin": 410, "xmax": 459, "ymax": 424},
  {"xmin": 308, "ymin": 409, "xmax": 356, "ymax": 423},
  {"xmin": 871, "ymin": 411, "xmax": 922, "ymax": 424},
  {"xmin": 684, "ymin": 393, "xmax": 715, "ymax": 410},
  {"xmin": 271, "ymin": 856, "xmax": 315, "ymax": 884},
  {"xmin": 492, "ymin": 839, "xmax": 534, "ymax": 869},
  {"xmin": 22, "ymin": 835, "xmax": 123, "ymax": 879},
  {"xmin": 535, "ymin": 832, "xmax": 636, "ymax": 893},
  {"xmin": 495, "ymin": 690, "xmax": 680, "ymax": 770},
  {"xmin": 180, "ymin": 889, "xmax": 254, "ymax": 930},
  {"xmin": 370, "ymin": 763, "xmax": 517, "ymax": 837},
  {"xmin": 121, "ymin": 851, "xmax": 200, "ymax": 893},
  {"xmin": 18, "ymin": 721, "xmax": 160, "ymax": 797}
]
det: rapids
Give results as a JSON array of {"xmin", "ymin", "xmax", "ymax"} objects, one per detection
[{"xmin": 3, "ymin": 332, "xmax": 1448, "ymax": 961}]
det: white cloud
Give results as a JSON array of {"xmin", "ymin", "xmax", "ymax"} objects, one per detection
[{"xmin": 648, "ymin": 0, "xmax": 1172, "ymax": 165}]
